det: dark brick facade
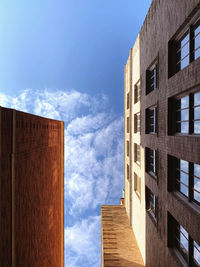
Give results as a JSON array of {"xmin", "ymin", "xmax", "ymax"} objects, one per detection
[
  {"xmin": 139, "ymin": 0, "xmax": 200, "ymax": 266},
  {"xmin": 0, "ymin": 107, "xmax": 64, "ymax": 266}
]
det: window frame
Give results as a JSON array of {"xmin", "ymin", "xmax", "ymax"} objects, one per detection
[
  {"xmin": 146, "ymin": 106, "xmax": 157, "ymax": 134},
  {"xmin": 168, "ymin": 155, "xmax": 200, "ymax": 206},
  {"xmin": 146, "ymin": 147, "xmax": 157, "ymax": 179},
  {"xmin": 134, "ymin": 112, "xmax": 140, "ymax": 134},
  {"xmin": 146, "ymin": 60, "xmax": 158, "ymax": 95},
  {"xmin": 134, "ymin": 143, "xmax": 140, "ymax": 166},
  {"xmin": 168, "ymin": 91, "xmax": 200, "ymax": 135},
  {"xmin": 134, "ymin": 80, "xmax": 141, "ymax": 104},
  {"xmin": 168, "ymin": 17, "xmax": 200, "ymax": 78},
  {"xmin": 146, "ymin": 187, "xmax": 157, "ymax": 223},
  {"xmin": 134, "ymin": 172, "xmax": 141, "ymax": 198}
]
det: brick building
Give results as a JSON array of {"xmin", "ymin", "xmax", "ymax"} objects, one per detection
[
  {"xmin": 0, "ymin": 107, "xmax": 64, "ymax": 266},
  {"xmin": 102, "ymin": 0, "xmax": 200, "ymax": 266}
]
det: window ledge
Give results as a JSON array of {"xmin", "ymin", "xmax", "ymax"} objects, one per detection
[
  {"xmin": 173, "ymin": 191, "xmax": 200, "ymax": 215},
  {"xmin": 147, "ymin": 171, "xmax": 157, "ymax": 181}
]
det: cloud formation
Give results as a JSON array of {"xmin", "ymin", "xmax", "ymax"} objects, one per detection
[{"xmin": 0, "ymin": 88, "xmax": 124, "ymax": 267}]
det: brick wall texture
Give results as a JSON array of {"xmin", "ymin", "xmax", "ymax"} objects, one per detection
[
  {"xmin": 0, "ymin": 107, "xmax": 64, "ymax": 267},
  {"xmin": 101, "ymin": 205, "xmax": 144, "ymax": 267}
]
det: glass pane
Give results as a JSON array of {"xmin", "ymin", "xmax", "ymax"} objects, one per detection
[
  {"xmin": 181, "ymin": 43, "xmax": 189, "ymax": 59},
  {"xmin": 180, "ymin": 160, "xmax": 188, "ymax": 172},
  {"xmin": 194, "ymin": 164, "xmax": 200, "ymax": 178},
  {"xmin": 181, "ymin": 55, "xmax": 189, "ymax": 70},
  {"xmin": 180, "ymin": 226, "xmax": 189, "ymax": 252},
  {"xmin": 180, "ymin": 171, "xmax": 188, "ymax": 186},
  {"xmin": 194, "ymin": 241, "xmax": 200, "ymax": 265},
  {"xmin": 194, "ymin": 178, "xmax": 200, "ymax": 203},
  {"xmin": 181, "ymin": 121, "xmax": 189, "ymax": 133},
  {"xmin": 194, "ymin": 92, "xmax": 200, "ymax": 106},
  {"xmin": 195, "ymin": 48, "xmax": 200, "ymax": 60},
  {"xmin": 194, "ymin": 121, "xmax": 200, "ymax": 134},
  {"xmin": 181, "ymin": 96, "xmax": 189, "ymax": 108},
  {"xmin": 195, "ymin": 33, "xmax": 200, "ymax": 49},
  {"xmin": 181, "ymin": 33, "xmax": 189, "ymax": 47},
  {"xmin": 194, "ymin": 107, "xmax": 200, "ymax": 120},
  {"xmin": 195, "ymin": 25, "xmax": 200, "ymax": 36},
  {"xmin": 176, "ymin": 109, "xmax": 189, "ymax": 121},
  {"xmin": 180, "ymin": 184, "xmax": 188, "ymax": 196}
]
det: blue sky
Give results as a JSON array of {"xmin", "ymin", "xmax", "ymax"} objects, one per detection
[{"xmin": 0, "ymin": 1, "xmax": 152, "ymax": 266}]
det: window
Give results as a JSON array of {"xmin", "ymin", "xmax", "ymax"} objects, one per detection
[
  {"xmin": 146, "ymin": 187, "xmax": 157, "ymax": 222},
  {"xmin": 134, "ymin": 143, "xmax": 140, "ymax": 165},
  {"xmin": 194, "ymin": 20, "xmax": 200, "ymax": 60},
  {"xmin": 127, "ymin": 117, "xmax": 130, "ymax": 133},
  {"xmin": 127, "ymin": 92, "xmax": 129, "ymax": 109},
  {"xmin": 169, "ymin": 18, "xmax": 200, "ymax": 77},
  {"xmin": 134, "ymin": 81, "xmax": 141, "ymax": 104},
  {"xmin": 169, "ymin": 91, "xmax": 200, "ymax": 134},
  {"xmin": 146, "ymin": 148, "xmax": 157, "ymax": 178},
  {"xmin": 127, "ymin": 164, "xmax": 130, "ymax": 180},
  {"xmin": 168, "ymin": 213, "xmax": 200, "ymax": 267},
  {"xmin": 146, "ymin": 63, "xmax": 158, "ymax": 95},
  {"xmin": 146, "ymin": 107, "xmax": 157, "ymax": 134},
  {"xmin": 134, "ymin": 112, "xmax": 140, "ymax": 133},
  {"xmin": 176, "ymin": 31, "xmax": 190, "ymax": 72},
  {"xmin": 168, "ymin": 155, "xmax": 200, "ymax": 206},
  {"xmin": 127, "ymin": 140, "xmax": 129, "ymax": 157},
  {"xmin": 134, "ymin": 173, "xmax": 141, "ymax": 197}
]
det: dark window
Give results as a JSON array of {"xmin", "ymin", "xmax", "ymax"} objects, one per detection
[
  {"xmin": 134, "ymin": 173, "xmax": 141, "ymax": 197},
  {"xmin": 146, "ymin": 107, "xmax": 157, "ymax": 134},
  {"xmin": 134, "ymin": 81, "xmax": 141, "ymax": 104},
  {"xmin": 127, "ymin": 164, "xmax": 129, "ymax": 180},
  {"xmin": 127, "ymin": 92, "xmax": 129, "ymax": 109},
  {"xmin": 134, "ymin": 143, "xmax": 140, "ymax": 165},
  {"xmin": 169, "ymin": 18, "xmax": 200, "ymax": 77},
  {"xmin": 146, "ymin": 148, "xmax": 157, "ymax": 177},
  {"xmin": 127, "ymin": 117, "xmax": 130, "ymax": 133},
  {"xmin": 146, "ymin": 187, "xmax": 157, "ymax": 222},
  {"xmin": 168, "ymin": 214, "xmax": 200, "ymax": 267},
  {"xmin": 127, "ymin": 140, "xmax": 129, "ymax": 157},
  {"xmin": 146, "ymin": 63, "xmax": 158, "ymax": 95},
  {"xmin": 169, "ymin": 91, "xmax": 200, "ymax": 135},
  {"xmin": 134, "ymin": 113, "xmax": 140, "ymax": 133},
  {"xmin": 168, "ymin": 155, "xmax": 200, "ymax": 206}
]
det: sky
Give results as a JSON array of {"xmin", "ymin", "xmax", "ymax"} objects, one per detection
[{"xmin": 0, "ymin": 1, "xmax": 152, "ymax": 266}]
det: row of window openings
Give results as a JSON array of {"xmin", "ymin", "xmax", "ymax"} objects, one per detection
[
  {"xmin": 126, "ymin": 81, "xmax": 141, "ymax": 110},
  {"xmin": 145, "ymin": 195, "xmax": 200, "ymax": 267},
  {"xmin": 126, "ymin": 165, "xmax": 141, "ymax": 198},
  {"xmin": 126, "ymin": 19, "xmax": 200, "ymax": 100},
  {"xmin": 146, "ymin": 90, "xmax": 200, "ymax": 135},
  {"xmin": 132, "ymin": 145, "xmax": 200, "ymax": 206}
]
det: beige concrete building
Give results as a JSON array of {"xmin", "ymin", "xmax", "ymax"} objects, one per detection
[{"xmin": 102, "ymin": 0, "xmax": 200, "ymax": 266}]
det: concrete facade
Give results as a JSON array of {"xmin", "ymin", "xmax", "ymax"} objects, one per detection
[
  {"xmin": 0, "ymin": 107, "xmax": 64, "ymax": 266},
  {"xmin": 124, "ymin": 0, "xmax": 200, "ymax": 266}
]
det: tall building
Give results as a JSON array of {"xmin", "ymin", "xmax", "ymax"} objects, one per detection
[
  {"xmin": 102, "ymin": 0, "xmax": 200, "ymax": 266},
  {"xmin": 0, "ymin": 107, "xmax": 64, "ymax": 266}
]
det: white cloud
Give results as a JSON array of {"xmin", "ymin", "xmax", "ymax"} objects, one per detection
[
  {"xmin": 1, "ymin": 88, "xmax": 124, "ymax": 267},
  {"xmin": 65, "ymin": 216, "xmax": 101, "ymax": 267}
]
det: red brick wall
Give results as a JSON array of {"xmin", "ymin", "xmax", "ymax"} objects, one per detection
[{"xmin": 0, "ymin": 108, "xmax": 64, "ymax": 266}]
